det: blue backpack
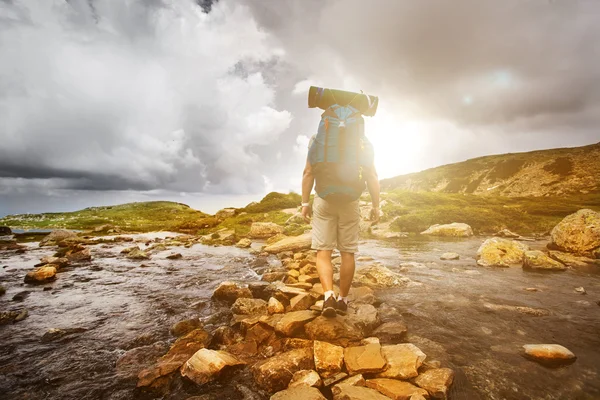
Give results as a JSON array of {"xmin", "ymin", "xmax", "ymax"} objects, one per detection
[{"xmin": 308, "ymin": 104, "xmax": 374, "ymax": 203}]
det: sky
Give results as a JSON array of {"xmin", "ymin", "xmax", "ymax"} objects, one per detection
[{"xmin": 1, "ymin": 0, "xmax": 599, "ymax": 216}]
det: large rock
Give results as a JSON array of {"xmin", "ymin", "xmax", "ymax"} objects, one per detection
[
  {"xmin": 354, "ymin": 265, "xmax": 410, "ymax": 288},
  {"xmin": 372, "ymin": 322, "xmax": 408, "ymax": 344},
  {"xmin": 289, "ymin": 293, "xmax": 314, "ymax": 311},
  {"xmin": 271, "ymin": 386, "xmax": 326, "ymax": 400},
  {"xmin": 548, "ymin": 250, "xmax": 599, "ymax": 268},
  {"xmin": 212, "ymin": 281, "xmax": 253, "ymax": 305},
  {"xmin": 346, "ymin": 304, "xmax": 380, "ymax": 335},
  {"xmin": 413, "ymin": 368, "xmax": 454, "ymax": 399},
  {"xmin": 39, "ymin": 229, "xmax": 78, "ymax": 246},
  {"xmin": 250, "ymin": 222, "xmax": 284, "ymax": 239},
  {"xmin": 550, "ymin": 209, "xmax": 600, "ymax": 254},
  {"xmin": 522, "ymin": 344, "xmax": 576, "ymax": 366},
  {"xmin": 252, "ymin": 347, "xmax": 315, "ymax": 393},
  {"xmin": 420, "ymin": 223, "xmax": 473, "ymax": 237},
  {"xmin": 476, "ymin": 238, "xmax": 529, "ymax": 267},
  {"xmin": 314, "ymin": 340, "xmax": 344, "ymax": 378},
  {"xmin": 522, "ymin": 250, "xmax": 566, "ymax": 270},
  {"xmin": 305, "ymin": 316, "xmax": 364, "ymax": 346},
  {"xmin": 333, "ymin": 385, "xmax": 391, "ymax": 400},
  {"xmin": 275, "ymin": 310, "xmax": 319, "ymax": 336},
  {"xmin": 366, "ymin": 378, "xmax": 429, "ymax": 400},
  {"xmin": 180, "ymin": 349, "xmax": 245, "ymax": 385},
  {"xmin": 377, "ymin": 344, "xmax": 426, "ymax": 379},
  {"xmin": 215, "ymin": 208, "xmax": 237, "ymax": 219},
  {"xmin": 231, "ymin": 298, "xmax": 267, "ymax": 315},
  {"xmin": 264, "ymin": 233, "xmax": 312, "ymax": 254},
  {"xmin": 236, "ymin": 238, "xmax": 252, "ymax": 248},
  {"xmin": 66, "ymin": 247, "xmax": 92, "ymax": 263},
  {"xmin": 344, "ymin": 344, "xmax": 387, "ymax": 375},
  {"xmin": 24, "ymin": 266, "xmax": 57, "ymax": 284}
]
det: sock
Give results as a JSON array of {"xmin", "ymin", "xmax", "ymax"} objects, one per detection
[
  {"xmin": 324, "ymin": 290, "xmax": 335, "ymax": 301},
  {"xmin": 337, "ymin": 295, "xmax": 348, "ymax": 304}
]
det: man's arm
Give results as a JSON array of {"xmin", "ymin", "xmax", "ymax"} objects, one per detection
[
  {"xmin": 365, "ymin": 163, "xmax": 380, "ymax": 222},
  {"xmin": 301, "ymin": 160, "xmax": 314, "ymax": 222}
]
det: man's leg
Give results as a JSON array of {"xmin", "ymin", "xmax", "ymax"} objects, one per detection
[
  {"xmin": 311, "ymin": 197, "xmax": 338, "ymax": 317},
  {"xmin": 339, "ymin": 251, "xmax": 356, "ymax": 297},
  {"xmin": 316, "ymin": 250, "xmax": 334, "ymax": 293}
]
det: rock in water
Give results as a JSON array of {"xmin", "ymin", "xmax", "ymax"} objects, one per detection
[
  {"xmin": 126, "ymin": 247, "xmax": 150, "ymax": 260},
  {"xmin": 264, "ymin": 233, "xmax": 312, "ymax": 254},
  {"xmin": 522, "ymin": 250, "xmax": 566, "ymax": 270},
  {"xmin": 231, "ymin": 298, "xmax": 268, "ymax": 316},
  {"xmin": 271, "ymin": 386, "xmax": 327, "ymax": 400},
  {"xmin": 440, "ymin": 252, "xmax": 460, "ymax": 260},
  {"xmin": 522, "ymin": 344, "xmax": 576, "ymax": 366},
  {"xmin": 420, "ymin": 223, "xmax": 473, "ymax": 237},
  {"xmin": 24, "ymin": 266, "xmax": 57, "ymax": 284},
  {"xmin": 236, "ymin": 238, "xmax": 252, "ymax": 248},
  {"xmin": 180, "ymin": 349, "xmax": 245, "ymax": 385},
  {"xmin": 212, "ymin": 281, "xmax": 253, "ymax": 305},
  {"xmin": 495, "ymin": 228, "xmax": 521, "ymax": 238},
  {"xmin": 249, "ymin": 222, "xmax": 284, "ymax": 239},
  {"xmin": 252, "ymin": 347, "xmax": 315, "ymax": 393},
  {"xmin": 275, "ymin": 310, "xmax": 319, "ymax": 336},
  {"xmin": 288, "ymin": 369, "xmax": 322, "ymax": 388},
  {"xmin": 343, "ymin": 344, "xmax": 387, "ymax": 375},
  {"xmin": 39, "ymin": 230, "xmax": 78, "ymax": 247},
  {"xmin": 550, "ymin": 209, "xmax": 600, "ymax": 254},
  {"xmin": 366, "ymin": 379, "xmax": 429, "ymax": 400},
  {"xmin": 354, "ymin": 265, "xmax": 410, "ymax": 288},
  {"xmin": 413, "ymin": 368, "xmax": 455, "ymax": 399},
  {"xmin": 372, "ymin": 322, "xmax": 408, "ymax": 344},
  {"xmin": 314, "ymin": 340, "xmax": 344, "ymax": 378},
  {"xmin": 548, "ymin": 251, "xmax": 599, "ymax": 268},
  {"xmin": 476, "ymin": 238, "xmax": 529, "ymax": 267},
  {"xmin": 304, "ymin": 316, "xmax": 364, "ymax": 346},
  {"xmin": 332, "ymin": 385, "xmax": 391, "ymax": 400},
  {"xmin": 376, "ymin": 344, "xmax": 426, "ymax": 379}
]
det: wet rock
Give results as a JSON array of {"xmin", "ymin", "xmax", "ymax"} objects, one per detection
[
  {"xmin": 264, "ymin": 233, "xmax": 312, "ymax": 254},
  {"xmin": 305, "ymin": 316, "xmax": 364, "ymax": 346},
  {"xmin": 268, "ymin": 297, "xmax": 285, "ymax": 314},
  {"xmin": 548, "ymin": 250, "xmax": 599, "ymax": 268},
  {"xmin": 289, "ymin": 293, "xmax": 314, "ymax": 311},
  {"xmin": 314, "ymin": 340, "xmax": 344, "ymax": 378},
  {"xmin": 236, "ymin": 238, "xmax": 252, "ymax": 248},
  {"xmin": 289, "ymin": 369, "xmax": 322, "ymax": 388},
  {"xmin": 483, "ymin": 302, "xmax": 550, "ymax": 316},
  {"xmin": 354, "ymin": 265, "xmax": 410, "ymax": 288},
  {"xmin": 252, "ymin": 347, "xmax": 315, "ymax": 393},
  {"xmin": 116, "ymin": 342, "xmax": 169, "ymax": 379},
  {"xmin": 166, "ymin": 253, "xmax": 182, "ymax": 260},
  {"xmin": 346, "ymin": 304, "xmax": 380, "ymax": 335},
  {"xmin": 275, "ymin": 310, "xmax": 319, "ymax": 336},
  {"xmin": 372, "ymin": 322, "xmax": 408, "ymax": 343},
  {"xmin": 232, "ymin": 298, "xmax": 268, "ymax": 315},
  {"xmin": 171, "ymin": 318, "xmax": 202, "ymax": 337},
  {"xmin": 420, "ymin": 223, "xmax": 473, "ymax": 237},
  {"xmin": 413, "ymin": 368, "xmax": 454, "ymax": 399},
  {"xmin": 348, "ymin": 286, "xmax": 376, "ymax": 304},
  {"xmin": 344, "ymin": 344, "xmax": 387, "ymax": 375},
  {"xmin": 495, "ymin": 228, "xmax": 521, "ymax": 238},
  {"xmin": 249, "ymin": 222, "xmax": 284, "ymax": 239},
  {"xmin": 0, "ymin": 311, "xmax": 20, "ymax": 325},
  {"xmin": 523, "ymin": 250, "xmax": 566, "ymax": 270},
  {"xmin": 550, "ymin": 209, "xmax": 600, "ymax": 254},
  {"xmin": 127, "ymin": 247, "xmax": 150, "ymax": 260},
  {"xmin": 14, "ymin": 309, "xmax": 28, "ymax": 322},
  {"xmin": 332, "ymin": 385, "xmax": 390, "ymax": 400},
  {"xmin": 377, "ymin": 344, "xmax": 426, "ymax": 379},
  {"xmin": 181, "ymin": 349, "xmax": 245, "ymax": 385},
  {"xmin": 24, "ymin": 266, "xmax": 57, "ymax": 284},
  {"xmin": 271, "ymin": 386, "xmax": 326, "ymax": 400},
  {"xmin": 212, "ymin": 281, "xmax": 253, "ymax": 305},
  {"xmin": 39, "ymin": 255, "xmax": 69, "ymax": 267},
  {"xmin": 366, "ymin": 378, "xmax": 429, "ymax": 400},
  {"xmin": 575, "ymin": 287, "xmax": 586, "ymax": 295},
  {"xmin": 476, "ymin": 238, "xmax": 529, "ymax": 267},
  {"xmin": 440, "ymin": 252, "xmax": 459, "ymax": 260},
  {"xmin": 0, "ymin": 285, "xmax": 5, "ymax": 296},
  {"xmin": 41, "ymin": 327, "xmax": 86, "ymax": 342},
  {"xmin": 66, "ymin": 248, "xmax": 92, "ymax": 263},
  {"xmin": 39, "ymin": 229, "xmax": 78, "ymax": 247},
  {"xmin": 522, "ymin": 344, "xmax": 576, "ymax": 366}
]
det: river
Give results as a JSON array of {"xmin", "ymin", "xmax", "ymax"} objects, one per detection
[{"xmin": 0, "ymin": 234, "xmax": 598, "ymax": 399}]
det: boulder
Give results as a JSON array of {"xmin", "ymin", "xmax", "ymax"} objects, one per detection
[
  {"xmin": 440, "ymin": 252, "xmax": 459, "ymax": 261},
  {"xmin": 522, "ymin": 344, "xmax": 576, "ymax": 366},
  {"xmin": 39, "ymin": 230, "xmax": 78, "ymax": 247},
  {"xmin": 344, "ymin": 344, "xmax": 387, "ymax": 375},
  {"xmin": 548, "ymin": 251, "xmax": 599, "ymax": 268},
  {"xmin": 366, "ymin": 379, "xmax": 429, "ymax": 400},
  {"xmin": 420, "ymin": 223, "xmax": 473, "ymax": 237},
  {"xmin": 268, "ymin": 297, "xmax": 285, "ymax": 314},
  {"xmin": 332, "ymin": 385, "xmax": 391, "ymax": 400},
  {"xmin": 180, "ymin": 349, "xmax": 245, "ymax": 385},
  {"xmin": 271, "ymin": 386, "xmax": 326, "ymax": 400},
  {"xmin": 24, "ymin": 266, "xmax": 57, "ymax": 284},
  {"xmin": 372, "ymin": 322, "xmax": 408, "ymax": 344},
  {"xmin": 264, "ymin": 233, "xmax": 312, "ymax": 254},
  {"xmin": 314, "ymin": 340, "xmax": 344, "ymax": 378},
  {"xmin": 289, "ymin": 369, "xmax": 322, "ymax": 388},
  {"xmin": 66, "ymin": 248, "xmax": 92, "ymax": 263},
  {"xmin": 376, "ymin": 344, "xmax": 426, "ymax": 379},
  {"xmin": 231, "ymin": 298, "xmax": 267, "ymax": 315},
  {"xmin": 550, "ymin": 209, "xmax": 600, "ymax": 254},
  {"xmin": 212, "ymin": 281, "xmax": 253, "ymax": 305},
  {"xmin": 250, "ymin": 222, "xmax": 284, "ymax": 239},
  {"xmin": 522, "ymin": 250, "xmax": 566, "ymax": 270},
  {"xmin": 289, "ymin": 293, "xmax": 314, "ymax": 311},
  {"xmin": 346, "ymin": 304, "xmax": 380, "ymax": 335},
  {"xmin": 354, "ymin": 265, "xmax": 409, "ymax": 288},
  {"xmin": 275, "ymin": 310, "xmax": 319, "ymax": 336},
  {"xmin": 413, "ymin": 368, "xmax": 454, "ymax": 399},
  {"xmin": 171, "ymin": 318, "xmax": 202, "ymax": 337},
  {"xmin": 127, "ymin": 247, "xmax": 150, "ymax": 260},
  {"xmin": 252, "ymin": 347, "xmax": 315, "ymax": 393},
  {"xmin": 348, "ymin": 286, "xmax": 376, "ymax": 304},
  {"xmin": 305, "ymin": 316, "xmax": 364, "ymax": 346},
  {"xmin": 236, "ymin": 238, "xmax": 252, "ymax": 248},
  {"xmin": 476, "ymin": 238, "xmax": 529, "ymax": 267}
]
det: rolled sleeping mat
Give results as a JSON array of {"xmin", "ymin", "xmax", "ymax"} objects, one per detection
[{"xmin": 308, "ymin": 86, "xmax": 379, "ymax": 117}]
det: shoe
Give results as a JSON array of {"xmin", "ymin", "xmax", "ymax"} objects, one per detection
[
  {"xmin": 335, "ymin": 299, "xmax": 348, "ymax": 315},
  {"xmin": 322, "ymin": 296, "xmax": 337, "ymax": 318}
]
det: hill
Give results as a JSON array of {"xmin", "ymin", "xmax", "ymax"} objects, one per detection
[{"xmin": 380, "ymin": 142, "xmax": 600, "ymax": 197}]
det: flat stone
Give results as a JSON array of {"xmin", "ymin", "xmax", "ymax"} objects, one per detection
[
  {"xmin": 548, "ymin": 250, "xmax": 599, "ymax": 268},
  {"xmin": 264, "ymin": 233, "xmax": 312, "ymax": 254},
  {"xmin": 275, "ymin": 310, "xmax": 319, "ymax": 336},
  {"xmin": 523, "ymin": 250, "xmax": 567, "ymax": 270},
  {"xmin": 348, "ymin": 286, "xmax": 376, "ymax": 304},
  {"xmin": 180, "ymin": 349, "xmax": 245, "ymax": 385},
  {"xmin": 377, "ymin": 344, "xmax": 426, "ymax": 379},
  {"xmin": 346, "ymin": 304, "xmax": 380, "ymax": 335},
  {"xmin": 413, "ymin": 368, "xmax": 455, "ymax": 399},
  {"xmin": 212, "ymin": 281, "xmax": 253, "ymax": 305},
  {"xmin": 331, "ymin": 374, "xmax": 365, "ymax": 394},
  {"xmin": 271, "ymin": 385, "xmax": 326, "ymax": 400},
  {"xmin": 333, "ymin": 385, "xmax": 391, "ymax": 400},
  {"xmin": 344, "ymin": 344, "xmax": 387, "ymax": 375},
  {"xmin": 24, "ymin": 266, "xmax": 57, "ymax": 284},
  {"xmin": 289, "ymin": 293, "xmax": 314, "ymax": 311},
  {"xmin": 354, "ymin": 265, "xmax": 410, "ymax": 288},
  {"xmin": 523, "ymin": 344, "xmax": 577, "ymax": 366},
  {"xmin": 288, "ymin": 369, "xmax": 322, "ymax": 388},
  {"xmin": 314, "ymin": 340, "xmax": 344, "ymax": 378},
  {"xmin": 268, "ymin": 297, "xmax": 285, "ymax": 314},
  {"xmin": 367, "ymin": 378, "xmax": 429, "ymax": 400},
  {"xmin": 252, "ymin": 347, "xmax": 315, "ymax": 393},
  {"xmin": 323, "ymin": 372, "xmax": 349, "ymax": 387},
  {"xmin": 420, "ymin": 223, "xmax": 473, "ymax": 237},
  {"xmin": 305, "ymin": 316, "xmax": 364, "ymax": 346},
  {"xmin": 231, "ymin": 298, "xmax": 268, "ymax": 315},
  {"xmin": 372, "ymin": 322, "xmax": 408, "ymax": 343},
  {"xmin": 440, "ymin": 252, "xmax": 459, "ymax": 260}
]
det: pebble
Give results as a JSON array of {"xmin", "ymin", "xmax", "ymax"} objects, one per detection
[
  {"xmin": 574, "ymin": 287, "xmax": 586, "ymax": 295},
  {"xmin": 14, "ymin": 309, "xmax": 28, "ymax": 322}
]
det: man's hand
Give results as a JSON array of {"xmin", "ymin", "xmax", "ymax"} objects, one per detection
[
  {"xmin": 302, "ymin": 205, "xmax": 312, "ymax": 223},
  {"xmin": 369, "ymin": 206, "xmax": 380, "ymax": 224}
]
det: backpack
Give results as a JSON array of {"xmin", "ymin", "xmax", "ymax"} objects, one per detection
[{"xmin": 308, "ymin": 104, "xmax": 374, "ymax": 203}]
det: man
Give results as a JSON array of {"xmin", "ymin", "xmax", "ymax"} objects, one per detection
[{"xmin": 301, "ymin": 146, "xmax": 380, "ymax": 317}]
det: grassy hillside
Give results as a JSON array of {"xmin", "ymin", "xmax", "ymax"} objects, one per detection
[{"xmin": 381, "ymin": 142, "xmax": 600, "ymax": 197}]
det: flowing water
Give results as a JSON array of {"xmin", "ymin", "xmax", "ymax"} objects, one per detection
[{"xmin": 0, "ymin": 234, "xmax": 599, "ymax": 400}]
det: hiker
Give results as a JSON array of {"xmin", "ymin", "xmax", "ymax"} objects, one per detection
[{"xmin": 301, "ymin": 103, "xmax": 380, "ymax": 318}]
